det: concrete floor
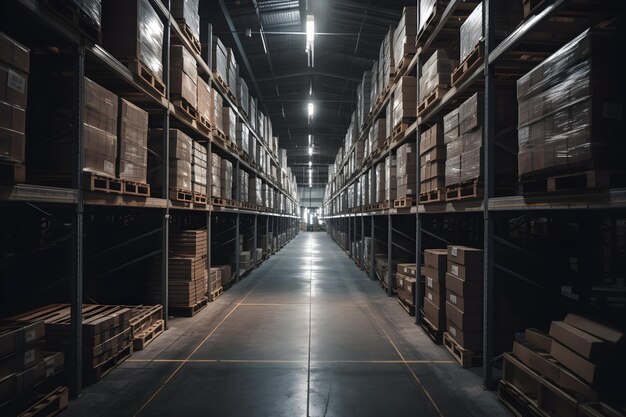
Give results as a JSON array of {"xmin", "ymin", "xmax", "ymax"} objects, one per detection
[{"xmin": 61, "ymin": 232, "xmax": 509, "ymax": 417}]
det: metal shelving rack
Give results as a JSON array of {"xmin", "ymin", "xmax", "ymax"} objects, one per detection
[
  {"xmin": 322, "ymin": 0, "xmax": 624, "ymax": 390},
  {"xmin": 0, "ymin": 0, "xmax": 300, "ymax": 399}
]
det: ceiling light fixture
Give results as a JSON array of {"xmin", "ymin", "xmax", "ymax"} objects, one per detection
[
  {"xmin": 308, "ymin": 161, "xmax": 312, "ymax": 167},
  {"xmin": 308, "ymin": 102, "xmax": 314, "ymax": 118},
  {"xmin": 308, "ymin": 145, "xmax": 313, "ymax": 156},
  {"xmin": 308, "ymin": 134, "xmax": 312, "ymax": 145},
  {"xmin": 305, "ymin": 15, "xmax": 315, "ymax": 67}
]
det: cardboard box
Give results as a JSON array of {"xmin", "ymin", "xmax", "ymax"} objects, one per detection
[
  {"xmin": 424, "ymin": 297, "xmax": 444, "ymax": 329},
  {"xmin": 424, "ymin": 249, "xmax": 447, "ymax": 270},
  {"xmin": 447, "ymin": 260, "xmax": 483, "ymax": 281},
  {"xmin": 525, "ymin": 328, "xmax": 552, "ymax": 352},
  {"xmin": 0, "ymin": 127, "xmax": 24, "ymax": 163},
  {"xmin": 0, "ymin": 321, "xmax": 45, "ymax": 358},
  {"xmin": 549, "ymin": 321, "xmax": 609, "ymax": 362},
  {"xmin": 0, "ymin": 63, "xmax": 28, "ymax": 109},
  {"xmin": 419, "ymin": 124, "xmax": 443, "ymax": 154},
  {"xmin": 397, "ymin": 263, "xmax": 416, "ymax": 277},
  {"xmin": 445, "ymin": 273, "xmax": 483, "ymax": 298},
  {"xmin": 0, "ymin": 351, "xmax": 64, "ymax": 403},
  {"xmin": 447, "ymin": 320, "xmax": 482, "ymax": 351},
  {"xmin": 0, "ymin": 100, "xmax": 25, "ymax": 134},
  {"xmin": 0, "ymin": 32, "xmax": 30, "ymax": 74},
  {"xmin": 551, "ymin": 340, "xmax": 600, "ymax": 385},
  {"xmin": 446, "ymin": 288, "xmax": 482, "ymax": 314},
  {"xmin": 447, "ymin": 245, "xmax": 483, "ymax": 266},
  {"xmin": 446, "ymin": 301, "xmax": 482, "ymax": 332},
  {"xmin": 423, "ymin": 265, "xmax": 445, "ymax": 294},
  {"xmin": 563, "ymin": 314, "xmax": 623, "ymax": 345}
]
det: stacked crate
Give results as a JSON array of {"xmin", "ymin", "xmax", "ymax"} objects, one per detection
[
  {"xmin": 502, "ymin": 316, "xmax": 624, "ymax": 416},
  {"xmin": 159, "ymin": 230, "xmax": 208, "ymax": 312},
  {"xmin": 208, "ymin": 267, "xmax": 223, "ymax": 300},
  {"xmin": 196, "ymin": 77, "xmax": 212, "ymax": 129},
  {"xmin": 117, "ymin": 99, "xmax": 149, "ymax": 189},
  {"xmin": 83, "ymin": 78, "xmax": 118, "ymax": 180},
  {"xmin": 102, "ymin": 0, "xmax": 165, "ymax": 90},
  {"xmin": 221, "ymin": 158, "xmax": 233, "ymax": 200},
  {"xmin": 211, "ymin": 87, "xmax": 224, "ymax": 137},
  {"xmin": 420, "ymin": 124, "xmax": 446, "ymax": 198},
  {"xmin": 171, "ymin": 0, "xmax": 200, "ymax": 49},
  {"xmin": 223, "ymin": 106, "xmax": 236, "ymax": 144},
  {"xmin": 396, "ymin": 143, "xmax": 416, "ymax": 203},
  {"xmin": 210, "ymin": 152, "xmax": 221, "ymax": 198},
  {"xmin": 418, "ymin": 50, "xmax": 456, "ymax": 110},
  {"xmin": 0, "ymin": 32, "xmax": 28, "ymax": 182},
  {"xmin": 445, "ymin": 245, "xmax": 483, "ymax": 356},
  {"xmin": 379, "ymin": 28, "xmax": 394, "ymax": 94},
  {"xmin": 211, "ymin": 36, "xmax": 228, "ymax": 88},
  {"xmin": 170, "ymin": 45, "xmax": 198, "ymax": 113},
  {"xmin": 517, "ymin": 29, "xmax": 624, "ymax": 191},
  {"xmin": 391, "ymin": 76, "xmax": 416, "ymax": 137},
  {"xmin": 213, "ymin": 265, "xmax": 232, "ymax": 287},
  {"xmin": 375, "ymin": 162, "xmax": 385, "ymax": 204},
  {"xmin": 0, "ymin": 320, "xmax": 65, "ymax": 408},
  {"xmin": 369, "ymin": 118, "xmax": 386, "ymax": 154},
  {"xmin": 392, "ymin": 6, "xmax": 417, "ymax": 74},
  {"xmin": 192, "ymin": 141, "xmax": 207, "ymax": 197},
  {"xmin": 239, "ymin": 170, "xmax": 249, "ymax": 203},
  {"xmin": 226, "ymin": 48, "xmax": 237, "ymax": 98},
  {"xmin": 385, "ymin": 155, "xmax": 397, "ymax": 204},
  {"xmin": 236, "ymin": 119, "xmax": 249, "ymax": 155},
  {"xmin": 422, "ymin": 249, "xmax": 447, "ymax": 337},
  {"xmin": 148, "ymin": 129, "xmax": 192, "ymax": 196},
  {"xmin": 396, "ymin": 263, "xmax": 417, "ymax": 312},
  {"xmin": 236, "ymin": 77, "xmax": 249, "ymax": 115}
]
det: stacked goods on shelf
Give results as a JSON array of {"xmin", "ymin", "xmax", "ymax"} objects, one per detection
[
  {"xmin": 117, "ymin": 99, "xmax": 149, "ymax": 191},
  {"xmin": 236, "ymin": 77, "xmax": 249, "ymax": 116},
  {"xmin": 170, "ymin": 45, "xmax": 198, "ymax": 115},
  {"xmin": 378, "ymin": 28, "xmax": 394, "ymax": 97},
  {"xmin": 417, "ymin": 0, "xmax": 446, "ymax": 41},
  {"xmin": 10, "ymin": 304, "xmax": 132, "ymax": 384},
  {"xmin": 156, "ymin": 229, "xmax": 208, "ymax": 314},
  {"xmin": 517, "ymin": 29, "xmax": 625, "ymax": 192},
  {"xmin": 396, "ymin": 143, "xmax": 416, "ymax": 204},
  {"xmin": 239, "ymin": 170, "xmax": 249, "ymax": 203},
  {"xmin": 422, "ymin": 249, "xmax": 447, "ymax": 340},
  {"xmin": 375, "ymin": 255, "xmax": 397, "ymax": 289},
  {"xmin": 418, "ymin": 50, "xmax": 457, "ymax": 111},
  {"xmin": 223, "ymin": 106, "xmax": 236, "ymax": 144},
  {"xmin": 370, "ymin": 60, "xmax": 379, "ymax": 109},
  {"xmin": 370, "ymin": 118, "xmax": 386, "ymax": 154},
  {"xmin": 221, "ymin": 158, "xmax": 233, "ymax": 200},
  {"xmin": 444, "ymin": 245, "xmax": 484, "ymax": 365},
  {"xmin": 392, "ymin": 6, "xmax": 417, "ymax": 74},
  {"xmin": 236, "ymin": 119, "xmax": 249, "ymax": 154},
  {"xmin": 385, "ymin": 155, "xmax": 397, "ymax": 205},
  {"xmin": 148, "ymin": 129, "xmax": 192, "ymax": 197},
  {"xmin": 211, "ymin": 36, "xmax": 228, "ymax": 88},
  {"xmin": 500, "ymin": 316, "xmax": 625, "ymax": 417},
  {"xmin": 126, "ymin": 305, "xmax": 164, "ymax": 351},
  {"xmin": 239, "ymin": 250, "xmax": 251, "ymax": 272},
  {"xmin": 248, "ymin": 97, "xmax": 257, "ymax": 132},
  {"xmin": 171, "ymin": 0, "xmax": 200, "ymax": 49},
  {"xmin": 375, "ymin": 162, "xmax": 385, "ymax": 204},
  {"xmin": 196, "ymin": 77, "xmax": 212, "ymax": 129},
  {"xmin": 102, "ymin": 0, "xmax": 164, "ymax": 94},
  {"xmin": 420, "ymin": 124, "xmax": 446, "ymax": 200},
  {"xmin": 356, "ymin": 71, "xmax": 372, "ymax": 131},
  {"xmin": 210, "ymin": 152, "xmax": 221, "ymax": 198},
  {"xmin": 192, "ymin": 141, "xmax": 207, "ymax": 198},
  {"xmin": 391, "ymin": 76, "xmax": 416, "ymax": 138},
  {"xmin": 248, "ymin": 131, "xmax": 256, "ymax": 163},
  {"xmin": 396, "ymin": 263, "xmax": 417, "ymax": 313},
  {"xmin": 249, "ymin": 177, "xmax": 262, "ymax": 206},
  {"xmin": 0, "ymin": 32, "xmax": 28, "ymax": 183},
  {"xmin": 83, "ymin": 78, "xmax": 118, "ymax": 181},
  {"xmin": 261, "ymin": 181, "xmax": 267, "ymax": 207},
  {"xmin": 208, "ymin": 268, "xmax": 223, "ymax": 300},
  {"xmin": 211, "ymin": 87, "xmax": 224, "ymax": 137},
  {"xmin": 226, "ymin": 48, "xmax": 237, "ymax": 97},
  {"xmin": 360, "ymin": 171, "xmax": 369, "ymax": 208},
  {"xmin": 213, "ymin": 265, "xmax": 232, "ymax": 287},
  {"xmin": 0, "ymin": 320, "xmax": 66, "ymax": 413}
]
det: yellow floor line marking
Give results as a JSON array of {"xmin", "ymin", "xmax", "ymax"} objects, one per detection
[
  {"xmin": 239, "ymin": 303, "xmax": 369, "ymax": 307},
  {"xmin": 365, "ymin": 305, "xmax": 446, "ymax": 417},
  {"xmin": 133, "ymin": 265, "xmax": 274, "ymax": 416},
  {"xmin": 127, "ymin": 358, "xmax": 455, "ymax": 364}
]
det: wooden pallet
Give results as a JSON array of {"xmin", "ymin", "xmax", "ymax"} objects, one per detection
[
  {"xmin": 397, "ymin": 297, "xmax": 416, "ymax": 316},
  {"xmin": 176, "ymin": 20, "xmax": 201, "ymax": 54},
  {"xmin": 498, "ymin": 381, "xmax": 549, "ymax": 417},
  {"xmin": 172, "ymin": 97, "xmax": 198, "ymax": 120},
  {"xmin": 445, "ymin": 179, "xmax": 482, "ymax": 201},
  {"xmin": 417, "ymin": 86, "xmax": 447, "ymax": 115},
  {"xmin": 416, "ymin": 0, "xmax": 444, "ymax": 44},
  {"xmin": 392, "ymin": 53, "xmax": 416, "ymax": 82},
  {"xmin": 211, "ymin": 196, "xmax": 224, "ymax": 206},
  {"xmin": 169, "ymin": 296, "xmax": 208, "ymax": 317},
  {"xmin": 391, "ymin": 122, "xmax": 411, "ymax": 142},
  {"xmin": 213, "ymin": 129, "xmax": 227, "ymax": 145},
  {"xmin": 451, "ymin": 43, "xmax": 484, "ymax": 87},
  {"xmin": 128, "ymin": 305, "xmax": 163, "ymax": 334},
  {"xmin": 196, "ymin": 114, "xmax": 213, "ymax": 134},
  {"xmin": 84, "ymin": 172, "xmax": 123, "ymax": 194},
  {"xmin": 382, "ymin": 200, "xmax": 392, "ymax": 209},
  {"xmin": 123, "ymin": 59, "xmax": 166, "ymax": 98},
  {"xmin": 43, "ymin": 0, "xmax": 101, "ymax": 42},
  {"xmin": 393, "ymin": 196, "xmax": 416, "ymax": 208},
  {"xmin": 501, "ymin": 353, "xmax": 579, "ymax": 417},
  {"xmin": 170, "ymin": 188, "xmax": 193, "ymax": 203},
  {"xmin": 85, "ymin": 342, "xmax": 133, "ymax": 383},
  {"xmin": 214, "ymin": 73, "xmax": 229, "ymax": 95},
  {"xmin": 122, "ymin": 180, "xmax": 150, "ymax": 197},
  {"xmin": 520, "ymin": 169, "xmax": 626, "ymax": 195},
  {"xmin": 18, "ymin": 386, "xmax": 69, "ymax": 417},
  {"xmin": 132, "ymin": 319, "xmax": 164, "ymax": 351},
  {"xmin": 193, "ymin": 192, "xmax": 207, "ymax": 206},
  {"xmin": 419, "ymin": 188, "xmax": 446, "ymax": 204},
  {"xmin": 421, "ymin": 315, "xmax": 443, "ymax": 345},
  {"xmin": 443, "ymin": 332, "xmax": 481, "ymax": 368}
]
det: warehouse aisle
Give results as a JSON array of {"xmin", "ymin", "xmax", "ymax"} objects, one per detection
[{"xmin": 62, "ymin": 232, "xmax": 508, "ymax": 417}]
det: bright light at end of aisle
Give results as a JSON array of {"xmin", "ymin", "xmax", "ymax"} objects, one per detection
[
  {"xmin": 308, "ymin": 145, "xmax": 313, "ymax": 156},
  {"xmin": 308, "ymin": 134, "xmax": 312, "ymax": 145},
  {"xmin": 308, "ymin": 161, "xmax": 312, "ymax": 167},
  {"xmin": 308, "ymin": 102, "xmax": 314, "ymax": 117},
  {"xmin": 306, "ymin": 15, "xmax": 315, "ymax": 43}
]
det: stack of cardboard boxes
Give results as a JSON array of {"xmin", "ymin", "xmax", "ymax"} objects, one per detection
[
  {"xmin": 239, "ymin": 170, "xmax": 249, "ymax": 203},
  {"xmin": 170, "ymin": 45, "xmax": 198, "ymax": 111},
  {"xmin": 375, "ymin": 162, "xmax": 386, "ymax": 203},
  {"xmin": 0, "ymin": 32, "xmax": 28, "ymax": 182},
  {"xmin": 378, "ymin": 29, "xmax": 394, "ymax": 96},
  {"xmin": 369, "ymin": 60, "xmax": 378, "ymax": 111},
  {"xmin": 396, "ymin": 263, "xmax": 417, "ymax": 310},
  {"xmin": 117, "ymin": 99, "xmax": 149, "ymax": 186},
  {"xmin": 422, "ymin": 249, "xmax": 447, "ymax": 333},
  {"xmin": 236, "ymin": 77, "xmax": 249, "ymax": 116},
  {"xmin": 223, "ymin": 106, "xmax": 236, "ymax": 144},
  {"xmin": 210, "ymin": 152, "xmax": 221, "ymax": 198},
  {"xmin": 148, "ymin": 129, "xmax": 192, "ymax": 194},
  {"xmin": 192, "ymin": 141, "xmax": 207, "ymax": 197},
  {"xmin": 236, "ymin": 120, "xmax": 249, "ymax": 154},
  {"xmin": 171, "ymin": 0, "xmax": 200, "ymax": 46},
  {"xmin": 385, "ymin": 155, "xmax": 397, "ymax": 203},
  {"xmin": 391, "ymin": 76, "xmax": 417, "ymax": 134},
  {"xmin": 213, "ymin": 264, "xmax": 232, "ymax": 287},
  {"xmin": 418, "ymin": 50, "xmax": 456, "ymax": 105},
  {"xmin": 393, "ymin": 6, "xmax": 417, "ymax": 71},
  {"xmin": 208, "ymin": 267, "xmax": 222, "ymax": 299},
  {"xmin": 221, "ymin": 158, "xmax": 233, "ymax": 200},
  {"xmin": 211, "ymin": 87, "xmax": 224, "ymax": 137},
  {"xmin": 445, "ymin": 245, "xmax": 484, "ymax": 353},
  {"xmin": 369, "ymin": 118, "xmax": 386, "ymax": 155},
  {"xmin": 226, "ymin": 48, "xmax": 237, "ymax": 99},
  {"xmin": 357, "ymin": 71, "xmax": 371, "ymax": 130},
  {"xmin": 211, "ymin": 36, "xmax": 228, "ymax": 87},
  {"xmin": 419, "ymin": 124, "xmax": 446, "ymax": 196}
]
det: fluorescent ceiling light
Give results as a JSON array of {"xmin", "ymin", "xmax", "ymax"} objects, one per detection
[
  {"xmin": 308, "ymin": 134, "xmax": 312, "ymax": 145},
  {"xmin": 308, "ymin": 161, "xmax": 312, "ymax": 167},
  {"xmin": 306, "ymin": 15, "xmax": 315, "ymax": 43},
  {"xmin": 308, "ymin": 102, "xmax": 314, "ymax": 117},
  {"xmin": 308, "ymin": 145, "xmax": 313, "ymax": 156}
]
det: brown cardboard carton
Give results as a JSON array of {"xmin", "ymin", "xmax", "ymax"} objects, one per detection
[
  {"xmin": 446, "ymin": 301, "xmax": 482, "ymax": 331},
  {"xmin": 420, "ymin": 145, "xmax": 446, "ymax": 166},
  {"xmin": 397, "ymin": 263, "xmax": 416, "ymax": 277},
  {"xmin": 446, "ymin": 288, "xmax": 482, "ymax": 314},
  {"xmin": 0, "ymin": 101, "xmax": 25, "ymax": 133},
  {"xmin": 447, "ymin": 245, "xmax": 482, "ymax": 266},
  {"xmin": 551, "ymin": 340, "xmax": 600, "ymax": 385},
  {"xmin": 549, "ymin": 321, "xmax": 610, "ymax": 362},
  {"xmin": 445, "ymin": 272, "xmax": 483, "ymax": 298},
  {"xmin": 0, "ymin": 127, "xmax": 24, "ymax": 163},
  {"xmin": 423, "ymin": 297, "xmax": 443, "ymax": 329},
  {"xmin": 424, "ymin": 249, "xmax": 447, "ymax": 270},
  {"xmin": 0, "ymin": 63, "xmax": 28, "ymax": 109},
  {"xmin": 447, "ymin": 260, "xmax": 483, "ymax": 281},
  {"xmin": 425, "ymin": 288, "xmax": 444, "ymax": 308},
  {"xmin": 525, "ymin": 328, "xmax": 552, "ymax": 352},
  {"xmin": 563, "ymin": 314, "xmax": 623, "ymax": 345},
  {"xmin": 423, "ymin": 265, "xmax": 445, "ymax": 294},
  {"xmin": 0, "ymin": 32, "xmax": 29, "ymax": 74},
  {"xmin": 447, "ymin": 320, "xmax": 482, "ymax": 351},
  {"xmin": 0, "ymin": 321, "xmax": 45, "ymax": 358}
]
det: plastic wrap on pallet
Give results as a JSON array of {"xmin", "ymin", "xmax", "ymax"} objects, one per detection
[
  {"xmin": 375, "ymin": 163, "xmax": 385, "ymax": 203},
  {"xmin": 196, "ymin": 77, "xmax": 211, "ymax": 124},
  {"xmin": 227, "ymin": 48, "xmax": 237, "ymax": 96},
  {"xmin": 445, "ymin": 154, "xmax": 461, "ymax": 186},
  {"xmin": 392, "ymin": 76, "xmax": 417, "ymax": 130},
  {"xmin": 169, "ymin": 160, "xmax": 192, "ymax": 190},
  {"xmin": 211, "ymin": 36, "xmax": 228, "ymax": 85},
  {"xmin": 236, "ymin": 121, "xmax": 249, "ymax": 154},
  {"xmin": 385, "ymin": 155, "xmax": 397, "ymax": 201},
  {"xmin": 74, "ymin": 0, "xmax": 102, "ymax": 27},
  {"xmin": 137, "ymin": 0, "xmax": 164, "ymax": 80},
  {"xmin": 459, "ymin": 92, "xmax": 483, "ymax": 135},
  {"xmin": 170, "ymin": 45, "xmax": 198, "ymax": 109},
  {"xmin": 211, "ymin": 88, "xmax": 223, "ymax": 133},
  {"xmin": 223, "ymin": 106, "xmax": 236, "ymax": 142},
  {"xmin": 249, "ymin": 135, "xmax": 256, "ymax": 163},
  {"xmin": 84, "ymin": 78, "xmax": 118, "ymax": 177},
  {"xmin": 171, "ymin": 0, "xmax": 200, "ymax": 42},
  {"xmin": 460, "ymin": 146, "xmax": 482, "ymax": 182},
  {"xmin": 418, "ymin": 0, "xmax": 437, "ymax": 34},
  {"xmin": 461, "ymin": 126, "xmax": 482, "ymax": 152},
  {"xmin": 393, "ymin": 6, "xmax": 417, "ymax": 69},
  {"xmin": 397, "ymin": 143, "xmax": 417, "ymax": 178},
  {"xmin": 118, "ymin": 99, "xmax": 148, "ymax": 183},
  {"xmin": 149, "ymin": 129, "xmax": 192, "ymax": 164},
  {"xmin": 460, "ymin": 2, "xmax": 482, "ymax": 63},
  {"xmin": 443, "ymin": 107, "xmax": 460, "ymax": 143},
  {"xmin": 378, "ymin": 28, "xmax": 394, "ymax": 92},
  {"xmin": 370, "ymin": 60, "xmax": 378, "ymax": 110},
  {"xmin": 248, "ymin": 97, "xmax": 257, "ymax": 131},
  {"xmin": 236, "ymin": 77, "xmax": 249, "ymax": 113},
  {"xmin": 419, "ymin": 50, "xmax": 456, "ymax": 103},
  {"xmin": 446, "ymin": 137, "xmax": 463, "ymax": 160},
  {"xmin": 358, "ymin": 70, "xmax": 371, "ymax": 129}
]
